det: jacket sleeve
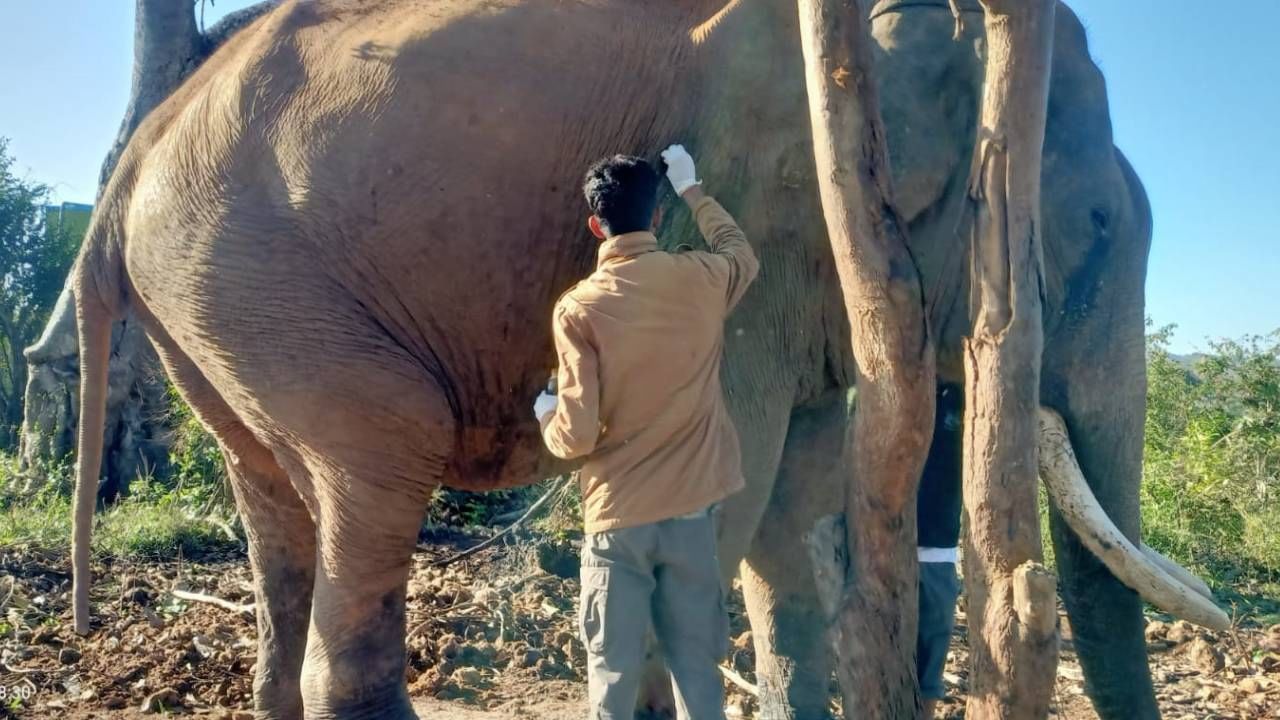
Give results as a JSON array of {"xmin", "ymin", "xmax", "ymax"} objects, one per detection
[
  {"xmin": 540, "ymin": 300, "xmax": 602, "ymax": 459},
  {"xmin": 692, "ymin": 195, "xmax": 760, "ymax": 311}
]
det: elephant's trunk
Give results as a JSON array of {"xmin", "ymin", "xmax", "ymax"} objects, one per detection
[{"xmin": 1037, "ymin": 407, "xmax": 1229, "ymax": 630}]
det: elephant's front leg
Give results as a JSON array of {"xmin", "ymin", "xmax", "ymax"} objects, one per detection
[
  {"xmin": 635, "ymin": 388, "xmax": 795, "ymax": 719},
  {"xmin": 742, "ymin": 389, "xmax": 849, "ymax": 720}
]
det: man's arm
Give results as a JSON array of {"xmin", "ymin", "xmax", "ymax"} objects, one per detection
[
  {"xmin": 661, "ymin": 145, "xmax": 760, "ymax": 310},
  {"xmin": 540, "ymin": 301, "xmax": 602, "ymax": 459},
  {"xmin": 683, "ymin": 186, "xmax": 760, "ymax": 310}
]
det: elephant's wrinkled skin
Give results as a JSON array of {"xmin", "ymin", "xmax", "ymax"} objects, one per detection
[{"xmin": 68, "ymin": 0, "xmax": 1155, "ymax": 717}]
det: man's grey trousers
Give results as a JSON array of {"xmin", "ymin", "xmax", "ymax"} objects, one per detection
[{"xmin": 579, "ymin": 510, "xmax": 729, "ymax": 720}]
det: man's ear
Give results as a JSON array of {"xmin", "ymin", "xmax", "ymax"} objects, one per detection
[
  {"xmin": 651, "ymin": 206, "xmax": 664, "ymax": 231},
  {"xmin": 587, "ymin": 215, "xmax": 607, "ymax": 240}
]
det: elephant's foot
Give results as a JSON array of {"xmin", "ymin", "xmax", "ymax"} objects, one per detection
[
  {"xmin": 243, "ymin": 496, "xmax": 315, "ymax": 720},
  {"xmin": 300, "ymin": 678, "xmax": 416, "ymax": 720},
  {"xmin": 300, "ymin": 624, "xmax": 415, "ymax": 720},
  {"xmin": 301, "ymin": 583, "xmax": 416, "ymax": 720},
  {"xmin": 252, "ymin": 669, "xmax": 305, "ymax": 720},
  {"xmin": 634, "ymin": 651, "xmax": 676, "ymax": 719},
  {"xmin": 752, "ymin": 621, "xmax": 835, "ymax": 720},
  {"xmin": 299, "ymin": 505, "xmax": 423, "ymax": 720}
]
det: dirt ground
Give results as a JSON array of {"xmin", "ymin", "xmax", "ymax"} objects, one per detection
[{"xmin": 2, "ymin": 539, "xmax": 1278, "ymax": 719}]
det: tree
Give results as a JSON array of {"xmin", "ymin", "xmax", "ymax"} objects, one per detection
[
  {"xmin": 796, "ymin": 0, "xmax": 936, "ymax": 715},
  {"xmin": 959, "ymin": 1, "xmax": 1059, "ymax": 717},
  {"xmin": 20, "ymin": 0, "xmax": 278, "ymax": 496},
  {"xmin": 0, "ymin": 140, "xmax": 82, "ymax": 451}
]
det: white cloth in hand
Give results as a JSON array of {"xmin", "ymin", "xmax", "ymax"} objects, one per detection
[
  {"xmin": 534, "ymin": 391, "xmax": 558, "ymax": 421},
  {"xmin": 661, "ymin": 144, "xmax": 701, "ymax": 195}
]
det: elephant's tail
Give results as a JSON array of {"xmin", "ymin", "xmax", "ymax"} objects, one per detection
[{"xmin": 69, "ymin": 205, "xmax": 128, "ymax": 636}]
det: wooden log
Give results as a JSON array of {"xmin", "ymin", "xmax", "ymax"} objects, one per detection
[
  {"xmin": 961, "ymin": 1, "xmax": 1060, "ymax": 717},
  {"xmin": 796, "ymin": 0, "xmax": 937, "ymax": 715}
]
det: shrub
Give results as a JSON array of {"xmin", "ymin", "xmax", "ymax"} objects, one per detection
[
  {"xmin": 1141, "ymin": 325, "xmax": 1280, "ymax": 586},
  {"xmin": 165, "ymin": 383, "xmax": 230, "ymax": 511}
]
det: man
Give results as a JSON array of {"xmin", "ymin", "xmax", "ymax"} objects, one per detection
[
  {"xmin": 534, "ymin": 144, "xmax": 758, "ymax": 720},
  {"xmin": 916, "ymin": 385, "xmax": 964, "ymax": 717}
]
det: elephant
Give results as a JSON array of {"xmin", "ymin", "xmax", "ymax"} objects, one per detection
[{"xmin": 64, "ymin": 0, "xmax": 1218, "ymax": 718}]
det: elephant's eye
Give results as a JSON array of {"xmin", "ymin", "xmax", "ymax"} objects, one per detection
[{"xmin": 1090, "ymin": 208, "xmax": 1110, "ymax": 235}]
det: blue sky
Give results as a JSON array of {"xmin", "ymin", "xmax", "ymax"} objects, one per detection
[{"xmin": 1, "ymin": 1, "xmax": 1276, "ymax": 352}]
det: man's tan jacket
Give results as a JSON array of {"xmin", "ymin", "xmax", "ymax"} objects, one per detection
[{"xmin": 541, "ymin": 196, "xmax": 759, "ymax": 533}]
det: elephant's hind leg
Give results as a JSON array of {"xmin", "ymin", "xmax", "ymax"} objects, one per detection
[
  {"xmin": 297, "ymin": 448, "xmax": 446, "ymax": 720},
  {"xmin": 227, "ymin": 434, "xmax": 318, "ymax": 720},
  {"xmin": 265, "ymin": 357, "xmax": 455, "ymax": 720},
  {"xmin": 147, "ymin": 328, "xmax": 316, "ymax": 720}
]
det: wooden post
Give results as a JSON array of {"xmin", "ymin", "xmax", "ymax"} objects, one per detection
[
  {"xmin": 961, "ymin": 1, "xmax": 1059, "ymax": 718},
  {"xmin": 795, "ymin": 0, "xmax": 936, "ymax": 716}
]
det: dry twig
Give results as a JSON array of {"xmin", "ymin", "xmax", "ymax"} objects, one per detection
[
  {"xmin": 429, "ymin": 478, "xmax": 570, "ymax": 567},
  {"xmin": 719, "ymin": 664, "xmax": 759, "ymax": 696},
  {"xmin": 171, "ymin": 588, "xmax": 255, "ymax": 616}
]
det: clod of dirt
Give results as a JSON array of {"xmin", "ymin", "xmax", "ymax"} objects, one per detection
[
  {"xmin": 30, "ymin": 625, "xmax": 58, "ymax": 645},
  {"xmin": 472, "ymin": 586, "xmax": 499, "ymax": 607},
  {"xmin": 535, "ymin": 657, "xmax": 565, "ymax": 679},
  {"xmin": 140, "ymin": 687, "xmax": 181, "ymax": 713},
  {"xmin": 536, "ymin": 540, "xmax": 580, "ymax": 579},
  {"xmin": 1238, "ymin": 676, "xmax": 1267, "ymax": 693},
  {"xmin": 120, "ymin": 576, "xmax": 155, "ymax": 606},
  {"xmin": 518, "ymin": 648, "xmax": 542, "ymax": 668},
  {"xmin": 58, "ymin": 646, "xmax": 82, "ymax": 664},
  {"xmin": 439, "ymin": 636, "xmax": 461, "ymax": 660},
  {"xmin": 453, "ymin": 667, "xmax": 484, "ymax": 686},
  {"xmin": 1188, "ymin": 637, "xmax": 1225, "ymax": 674},
  {"xmin": 1166, "ymin": 620, "xmax": 1196, "ymax": 645}
]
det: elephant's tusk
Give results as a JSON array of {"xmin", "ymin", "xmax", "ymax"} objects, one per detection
[
  {"xmin": 1140, "ymin": 543, "xmax": 1214, "ymax": 602},
  {"xmin": 1037, "ymin": 407, "xmax": 1230, "ymax": 631}
]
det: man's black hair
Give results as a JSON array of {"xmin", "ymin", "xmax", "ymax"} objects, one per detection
[{"xmin": 582, "ymin": 155, "xmax": 661, "ymax": 237}]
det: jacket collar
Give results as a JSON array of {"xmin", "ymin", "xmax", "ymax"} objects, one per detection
[{"xmin": 597, "ymin": 231, "xmax": 658, "ymax": 267}]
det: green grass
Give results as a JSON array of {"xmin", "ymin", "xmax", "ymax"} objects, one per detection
[
  {"xmin": 0, "ymin": 454, "xmax": 239, "ymax": 560},
  {"xmin": 0, "ymin": 491, "xmax": 239, "ymax": 560}
]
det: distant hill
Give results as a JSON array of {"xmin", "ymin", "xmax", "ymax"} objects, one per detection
[{"xmin": 1170, "ymin": 352, "xmax": 1208, "ymax": 369}]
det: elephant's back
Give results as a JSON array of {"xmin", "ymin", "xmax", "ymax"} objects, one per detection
[{"xmin": 121, "ymin": 0, "xmax": 700, "ymax": 490}]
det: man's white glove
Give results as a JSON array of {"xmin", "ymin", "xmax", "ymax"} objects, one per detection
[
  {"xmin": 534, "ymin": 392, "xmax": 558, "ymax": 422},
  {"xmin": 661, "ymin": 144, "xmax": 701, "ymax": 196}
]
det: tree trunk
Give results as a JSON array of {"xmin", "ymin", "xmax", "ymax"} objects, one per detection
[
  {"xmin": 961, "ymin": 1, "xmax": 1059, "ymax": 718},
  {"xmin": 20, "ymin": 1, "xmax": 278, "ymax": 496},
  {"xmin": 97, "ymin": 0, "xmax": 204, "ymax": 197},
  {"xmin": 796, "ymin": 0, "xmax": 936, "ymax": 716}
]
